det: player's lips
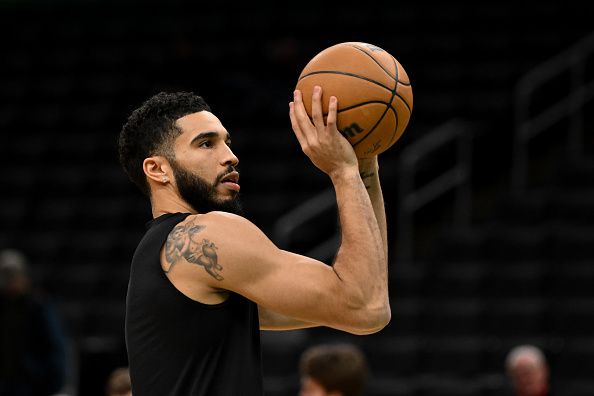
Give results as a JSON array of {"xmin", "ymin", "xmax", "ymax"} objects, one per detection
[{"xmin": 220, "ymin": 171, "xmax": 240, "ymax": 191}]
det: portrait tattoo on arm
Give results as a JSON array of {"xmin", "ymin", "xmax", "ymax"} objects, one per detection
[{"xmin": 163, "ymin": 220, "xmax": 224, "ymax": 281}]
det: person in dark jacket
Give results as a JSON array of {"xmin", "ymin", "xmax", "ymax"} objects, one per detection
[{"xmin": 0, "ymin": 249, "xmax": 66, "ymax": 396}]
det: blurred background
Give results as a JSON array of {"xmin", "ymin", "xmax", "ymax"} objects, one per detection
[{"xmin": 1, "ymin": 0, "xmax": 593, "ymax": 395}]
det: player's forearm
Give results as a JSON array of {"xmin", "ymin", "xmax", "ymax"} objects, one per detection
[
  {"xmin": 359, "ymin": 157, "xmax": 388, "ymax": 260},
  {"xmin": 258, "ymin": 306, "xmax": 320, "ymax": 331},
  {"xmin": 330, "ymin": 168, "xmax": 389, "ymax": 329}
]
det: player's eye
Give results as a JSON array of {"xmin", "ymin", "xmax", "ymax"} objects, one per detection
[{"xmin": 199, "ymin": 140, "xmax": 213, "ymax": 148}]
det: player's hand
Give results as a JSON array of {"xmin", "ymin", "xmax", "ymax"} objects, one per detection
[{"xmin": 289, "ymin": 87, "xmax": 358, "ymax": 178}]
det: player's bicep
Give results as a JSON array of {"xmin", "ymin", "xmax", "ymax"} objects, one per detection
[
  {"xmin": 224, "ymin": 246, "xmax": 343, "ymax": 322},
  {"xmin": 206, "ymin": 216, "xmax": 348, "ymax": 326}
]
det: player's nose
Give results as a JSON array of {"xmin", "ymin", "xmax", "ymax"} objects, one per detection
[{"xmin": 221, "ymin": 144, "xmax": 239, "ymax": 167}]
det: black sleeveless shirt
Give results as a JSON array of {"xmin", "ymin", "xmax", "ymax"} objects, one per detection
[{"xmin": 125, "ymin": 212, "xmax": 263, "ymax": 396}]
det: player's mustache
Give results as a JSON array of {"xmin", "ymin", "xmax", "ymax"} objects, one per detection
[{"xmin": 215, "ymin": 166, "xmax": 239, "ymax": 184}]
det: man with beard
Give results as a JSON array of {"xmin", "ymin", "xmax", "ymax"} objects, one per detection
[{"xmin": 118, "ymin": 88, "xmax": 390, "ymax": 396}]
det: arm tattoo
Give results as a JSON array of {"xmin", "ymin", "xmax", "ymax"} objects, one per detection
[
  {"xmin": 163, "ymin": 220, "xmax": 224, "ymax": 280},
  {"xmin": 360, "ymin": 170, "xmax": 375, "ymax": 190}
]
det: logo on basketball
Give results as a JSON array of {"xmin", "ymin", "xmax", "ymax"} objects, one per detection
[
  {"xmin": 341, "ymin": 123, "xmax": 364, "ymax": 138},
  {"xmin": 363, "ymin": 43, "xmax": 384, "ymax": 52}
]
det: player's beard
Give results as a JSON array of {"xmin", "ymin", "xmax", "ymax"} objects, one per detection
[{"xmin": 169, "ymin": 159, "xmax": 243, "ymax": 216}]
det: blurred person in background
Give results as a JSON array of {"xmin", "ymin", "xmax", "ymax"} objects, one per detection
[
  {"xmin": 0, "ymin": 249, "xmax": 66, "ymax": 396},
  {"xmin": 299, "ymin": 343, "xmax": 369, "ymax": 396},
  {"xmin": 505, "ymin": 345, "xmax": 550, "ymax": 396},
  {"xmin": 106, "ymin": 366, "xmax": 132, "ymax": 396}
]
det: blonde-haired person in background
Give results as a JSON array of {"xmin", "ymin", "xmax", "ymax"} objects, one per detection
[{"xmin": 505, "ymin": 345, "xmax": 550, "ymax": 396}]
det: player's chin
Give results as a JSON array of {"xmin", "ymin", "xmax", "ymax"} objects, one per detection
[{"xmin": 216, "ymin": 186, "xmax": 240, "ymax": 199}]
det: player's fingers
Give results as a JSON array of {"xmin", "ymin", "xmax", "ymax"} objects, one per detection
[
  {"xmin": 325, "ymin": 96, "xmax": 338, "ymax": 133},
  {"xmin": 311, "ymin": 86, "xmax": 324, "ymax": 131},
  {"xmin": 289, "ymin": 101, "xmax": 307, "ymax": 147},
  {"xmin": 293, "ymin": 90, "xmax": 317, "ymax": 142}
]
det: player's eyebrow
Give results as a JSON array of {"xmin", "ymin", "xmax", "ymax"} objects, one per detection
[
  {"xmin": 190, "ymin": 131, "xmax": 218, "ymax": 143},
  {"xmin": 190, "ymin": 131, "xmax": 231, "ymax": 144}
]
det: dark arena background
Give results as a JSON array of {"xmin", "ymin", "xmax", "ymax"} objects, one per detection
[{"xmin": 1, "ymin": 1, "xmax": 593, "ymax": 395}]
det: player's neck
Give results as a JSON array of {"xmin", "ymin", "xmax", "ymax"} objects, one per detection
[{"xmin": 150, "ymin": 191, "xmax": 197, "ymax": 218}]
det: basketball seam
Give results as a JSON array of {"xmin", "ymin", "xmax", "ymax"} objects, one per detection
[
  {"xmin": 337, "ymin": 100, "xmax": 393, "ymax": 113},
  {"xmin": 393, "ymin": 92, "xmax": 413, "ymax": 114},
  {"xmin": 387, "ymin": 56, "xmax": 401, "ymax": 147},
  {"xmin": 341, "ymin": 43, "xmax": 411, "ymax": 87},
  {"xmin": 298, "ymin": 71, "xmax": 393, "ymax": 94},
  {"xmin": 391, "ymin": 55, "xmax": 411, "ymax": 86},
  {"xmin": 352, "ymin": 104, "xmax": 391, "ymax": 148},
  {"xmin": 347, "ymin": 43, "xmax": 411, "ymax": 87},
  {"xmin": 352, "ymin": 87, "xmax": 396, "ymax": 148},
  {"xmin": 386, "ymin": 105, "xmax": 400, "ymax": 147},
  {"xmin": 392, "ymin": 55, "xmax": 399, "ymax": 86},
  {"xmin": 346, "ymin": 44, "xmax": 397, "ymax": 80},
  {"xmin": 390, "ymin": 55, "xmax": 412, "ymax": 112}
]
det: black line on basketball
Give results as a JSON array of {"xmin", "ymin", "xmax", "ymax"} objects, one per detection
[
  {"xmin": 352, "ymin": 88, "xmax": 396, "ymax": 148},
  {"xmin": 384, "ymin": 57, "xmax": 400, "ymax": 147},
  {"xmin": 394, "ymin": 92, "xmax": 412, "ymax": 113},
  {"xmin": 346, "ymin": 44, "xmax": 396, "ymax": 81},
  {"xmin": 391, "ymin": 55, "xmax": 399, "ymax": 85},
  {"xmin": 298, "ymin": 71, "xmax": 393, "ymax": 94},
  {"xmin": 386, "ymin": 105, "xmax": 400, "ymax": 147},
  {"xmin": 337, "ymin": 100, "xmax": 392, "ymax": 113},
  {"xmin": 391, "ymin": 56, "xmax": 411, "ymax": 86},
  {"xmin": 351, "ymin": 105, "xmax": 389, "ymax": 147}
]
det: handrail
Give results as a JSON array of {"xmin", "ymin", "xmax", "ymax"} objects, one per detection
[
  {"xmin": 512, "ymin": 31, "xmax": 594, "ymax": 191},
  {"xmin": 396, "ymin": 119, "xmax": 473, "ymax": 262},
  {"xmin": 272, "ymin": 188, "xmax": 335, "ymax": 251},
  {"xmin": 272, "ymin": 187, "xmax": 339, "ymax": 262}
]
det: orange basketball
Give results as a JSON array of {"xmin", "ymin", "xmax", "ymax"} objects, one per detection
[{"xmin": 295, "ymin": 42, "xmax": 413, "ymax": 158}]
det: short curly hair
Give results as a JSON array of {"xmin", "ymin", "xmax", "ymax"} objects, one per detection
[{"xmin": 118, "ymin": 91, "xmax": 211, "ymax": 196}]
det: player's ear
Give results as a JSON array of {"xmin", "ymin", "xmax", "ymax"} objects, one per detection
[{"xmin": 143, "ymin": 156, "xmax": 172, "ymax": 185}]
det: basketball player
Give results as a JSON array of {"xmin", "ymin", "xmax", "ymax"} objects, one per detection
[{"xmin": 118, "ymin": 86, "xmax": 390, "ymax": 395}]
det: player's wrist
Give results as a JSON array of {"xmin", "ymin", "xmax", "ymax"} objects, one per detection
[
  {"xmin": 358, "ymin": 157, "xmax": 378, "ymax": 172},
  {"xmin": 329, "ymin": 165, "xmax": 360, "ymax": 185}
]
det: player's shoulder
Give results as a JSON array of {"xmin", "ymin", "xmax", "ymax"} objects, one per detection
[
  {"xmin": 178, "ymin": 212, "xmax": 273, "ymax": 257},
  {"xmin": 182, "ymin": 211, "xmax": 260, "ymax": 235},
  {"xmin": 188, "ymin": 211, "xmax": 252, "ymax": 226}
]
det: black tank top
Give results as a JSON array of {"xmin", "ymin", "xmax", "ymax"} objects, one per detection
[{"xmin": 125, "ymin": 212, "xmax": 263, "ymax": 396}]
